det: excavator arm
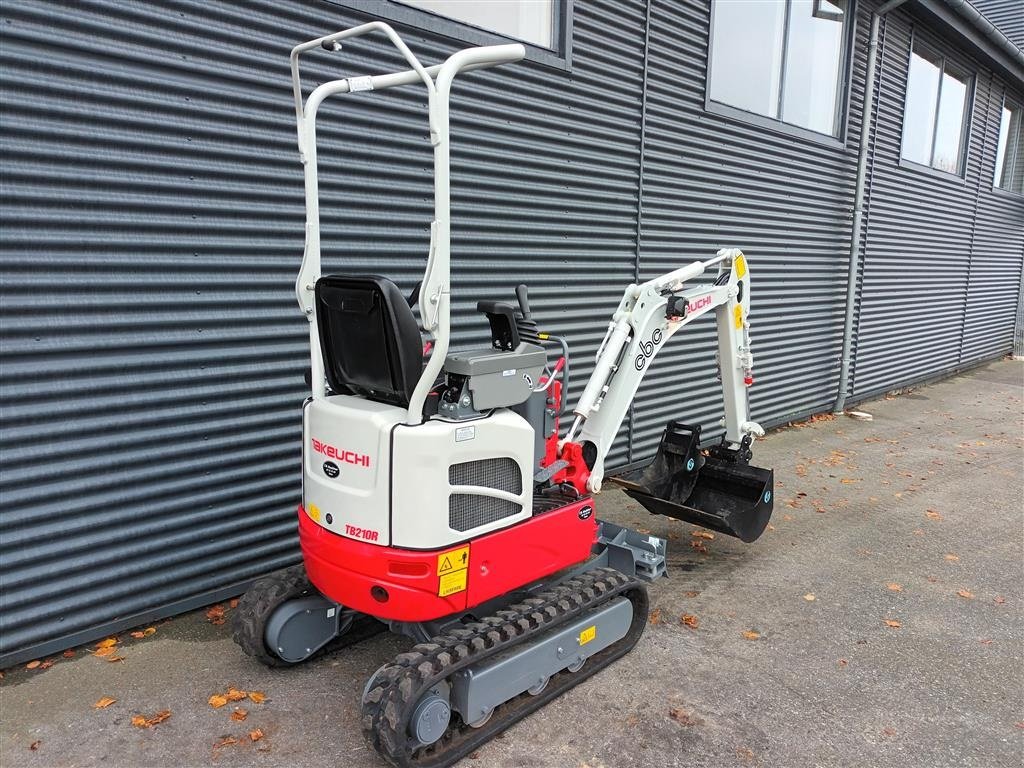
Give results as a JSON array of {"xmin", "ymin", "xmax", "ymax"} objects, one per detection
[{"xmin": 551, "ymin": 248, "xmax": 773, "ymax": 543}]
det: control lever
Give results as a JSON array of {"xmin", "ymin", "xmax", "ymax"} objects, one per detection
[{"xmin": 515, "ymin": 284, "xmax": 532, "ymax": 320}]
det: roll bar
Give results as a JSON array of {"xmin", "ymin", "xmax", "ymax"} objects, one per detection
[{"xmin": 291, "ymin": 22, "xmax": 525, "ymax": 425}]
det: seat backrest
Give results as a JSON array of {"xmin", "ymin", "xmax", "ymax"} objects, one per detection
[{"xmin": 314, "ymin": 275, "xmax": 422, "ymax": 408}]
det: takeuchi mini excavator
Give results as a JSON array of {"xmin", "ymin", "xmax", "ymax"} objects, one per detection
[{"xmin": 232, "ymin": 23, "xmax": 775, "ymax": 767}]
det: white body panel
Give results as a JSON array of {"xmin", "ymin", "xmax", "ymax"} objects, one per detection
[
  {"xmin": 302, "ymin": 395, "xmax": 403, "ymax": 545},
  {"xmin": 391, "ymin": 410, "xmax": 534, "ymax": 549},
  {"xmin": 303, "ymin": 396, "xmax": 533, "ymax": 550}
]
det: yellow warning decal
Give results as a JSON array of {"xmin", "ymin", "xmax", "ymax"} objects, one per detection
[
  {"xmin": 734, "ymin": 253, "xmax": 747, "ymax": 279},
  {"xmin": 578, "ymin": 625, "xmax": 597, "ymax": 646},
  {"xmin": 733, "ymin": 304, "xmax": 743, "ymax": 329},
  {"xmin": 307, "ymin": 504, "xmax": 321, "ymax": 522},
  {"xmin": 437, "ymin": 546, "xmax": 469, "ymax": 576},
  {"xmin": 438, "ymin": 569, "xmax": 468, "ymax": 597}
]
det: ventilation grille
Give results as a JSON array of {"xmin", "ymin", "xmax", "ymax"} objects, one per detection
[
  {"xmin": 448, "ymin": 458, "xmax": 522, "ymax": 494},
  {"xmin": 448, "ymin": 457, "xmax": 523, "ymax": 531},
  {"xmin": 449, "ymin": 494, "xmax": 523, "ymax": 532}
]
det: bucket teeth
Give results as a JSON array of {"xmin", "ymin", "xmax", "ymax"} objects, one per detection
[{"xmin": 611, "ymin": 420, "xmax": 774, "ymax": 543}]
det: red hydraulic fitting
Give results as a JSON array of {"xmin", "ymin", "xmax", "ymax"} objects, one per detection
[{"xmin": 744, "ymin": 371, "xmax": 754, "ymax": 386}]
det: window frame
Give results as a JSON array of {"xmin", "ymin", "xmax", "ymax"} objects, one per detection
[
  {"xmin": 703, "ymin": 0, "xmax": 858, "ymax": 149},
  {"xmin": 332, "ymin": 0, "xmax": 573, "ymax": 71},
  {"xmin": 897, "ymin": 32, "xmax": 976, "ymax": 181},
  {"xmin": 992, "ymin": 92, "xmax": 1024, "ymax": 198}
]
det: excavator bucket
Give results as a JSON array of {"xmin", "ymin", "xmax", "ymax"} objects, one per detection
[{"xmin": 612, "ymin": 421, "xmax": 773, "ymax": 543}]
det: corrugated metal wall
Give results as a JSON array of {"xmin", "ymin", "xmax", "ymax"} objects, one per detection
[
  {"xmin": 1, "ymin": 0, "xmax": 1022, "ymax": 666},
  {"xmin": 970, "ymin": 0, "xmax": 1024, "ymax": 51},
  {"xmin": 0, "ymin": 0, "xmax": 646, "ymax": 666},
  {"xmin": 852, "ymin": 9, "xmax": 1024, "ymax": 399}
]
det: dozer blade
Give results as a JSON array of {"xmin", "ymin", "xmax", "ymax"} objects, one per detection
[{"xmin": 612, "ymin": 422, "xmax": 774, "ymax": 543}]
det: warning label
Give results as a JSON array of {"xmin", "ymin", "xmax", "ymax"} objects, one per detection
[{"xmin": 437, "ymin": 545, "xmax": 470, "ymax": 597}]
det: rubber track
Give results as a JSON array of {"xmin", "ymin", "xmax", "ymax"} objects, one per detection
[
  {"xmin": 361, "ymin": 566, "xmax": 649, "ymax": 767},
  {"xmin": 232, "ymin": 565, "xmax": 385, "ymax": 667}
]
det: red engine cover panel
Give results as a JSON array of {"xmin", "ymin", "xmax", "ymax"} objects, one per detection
[{"xmin": 298, "ymin": 496, "xmax": 597, "ymax": 622}]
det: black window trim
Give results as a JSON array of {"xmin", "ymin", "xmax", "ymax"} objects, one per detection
[
  {"xmin": 703, "ymin": 0, "xmax": 858, "ymax": 150},
  {"xmin": 897, "ymin": 29, "xmax": 976, "ymax": 181},
  {"xmin": 332, "ymin": 0, "xmax": 573, "ymax": 71},
  {"xmin": 992, "ymin": 91, "xmax": 1024, "ymax": 198}
]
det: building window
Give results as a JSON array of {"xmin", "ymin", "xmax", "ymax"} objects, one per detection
[
  {"xmin": 994, "ymin": 98, "xmax": 1023, "ymax": 194},
  {"xmin": 708, "ymin": 0, "xmax": 851, "ymax": 138},
  {"xmin": 398, "ymin": 0, "xmax": 555, "ymax": 49},
  {"xmin": 900, "ymin": 42, "xmax": 972, "ymax": 175}
]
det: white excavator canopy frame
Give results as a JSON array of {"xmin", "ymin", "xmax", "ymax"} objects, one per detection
[{"xmin": 290, "ymin": 22, "xmax": 525, "ymax": 426}]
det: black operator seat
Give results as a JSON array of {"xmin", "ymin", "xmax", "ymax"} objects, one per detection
[{"xmin": 314, "ymin": 275, "xmax": 422, "ymax": 408}]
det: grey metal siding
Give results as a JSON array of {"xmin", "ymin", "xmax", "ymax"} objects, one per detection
[
  {"xmin": 0, "ymin": 0, "xmax": 646, "ymax": 666},
  {"xmin": 851, "ymin": 10, "xmax": 1024, "ymax": 399},
  {"xmin": 969, "ymin": 0, "xmax": 1024, "ymax": 51}
]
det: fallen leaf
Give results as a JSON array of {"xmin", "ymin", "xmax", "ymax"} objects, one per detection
[
  {"xmin": 213, "ymin": 736, "xmax": 238, "ymax": 749},
  {"xmin": 803, "ymin": 593, "xmax": 816, "ymax": 602},
  {"xmin": 741, "ymin": 630, "xmax": 760, "ymax": 640},
  {"xmin": 249, "ymin": 728, "xmax": 265, "ymax": 742},
  {"xmin": 681, "ymin": 614, "xmax": 699, "ymax": 629},
  {"xmin": 96, "ymin": 638, "xmax": 118, "ymax": 649},
  {"xmin": 25, "ymin": 660, "xmax": 41, "ymax": 669},
  {"xmin": 884, "ymin": 619, "xmax": 902, "ymax": 628},
  {"xmin": 62, "ymin": 650, "xmax": 76, "ymax": 658},
  {"xmin": 957, "ymin": 589, "xmax": 974, "ymax": 600},
  {"xmin": 225, "ymin": 687, "xmax": 248, "ymax": 702},
  {"xmin": 40, "ymin": 658, "xmax": 58, "ymax": 670},
  {"xmin": 248, "ymin": 691, "xmax": 267, "ymax": 704},
  {"xmin": 925, "ymin": 509, "xmax": 942, "ymax": 521},
  {"xmin": 30, "ymin": 740, "xmax": 41, "ymax": 751},
  {"xmin": 131, "ymin": 710, "xmax": 171, "ymax": 728},
  {"xmin": 648, "ymin": 608, "xmax": 662, "ymax": 625},
  {"xmin": 840, "ymin": 478, "xmax": 858, "ymax": 484},
  {"xmin": 886, "ymin": 583, "xmax": 902, "ymax": 592},
  {"xmin": 994, "ymin": 596, "xmax": 1006, "ymax": 605},
  {"xmin": 143, "ymin": 627, "xmax": 156, "ymax": 636},
  {"xmin": 93, "ymin": 646, "xmax": 116, "ymax": 658},
  {"xmin": 231, "ymin": 708, "xmax": 248, "ymax": 722},
  {"xmin": 881, "ymin": 727, "xmax": 897, "ymax": 737},
  {"xmin": 683, "ymin": 591, "xmax": 700, "ymax": 598},
  {"xmin": 93, "ymin": 697, "xmax": 117, "ymax": 709},
  {"xmin": 668, "ymin": 707, "xmax": 703, "ymax": 726},
  {"xmin": 782, "ymin": 514, "xmax": 794, "ymax": 521},
  {"xmin": 130, "ymin": 631, "xmax": 145, "ymax": 639},
  {"xmin": 206, "ymin": 605, "xmax": 226, "ymax": 625},
  {"xmin": 209, "ymin": 695, "xmax": 228, "ymax": 709},
  {"xmin": 944, "ymin": 553, "xmax": 960, "ymax": 562},
  {"xmin": 229, "ymin": 599, "xmax": 239, "ymax": 609},
  {"xmin": 838, "ymin": 658, "xmax": 848, "ymax": 667},
  {"xmin": 980, "ymin": 638, "xmax": 993, "ymax": 645},
  {"xmin": 736, "ymin": 747, "xmax": 755, "ymax": 762},
  {"xmin": 106, "ymin": 655, "xmax": 125, "ymax": 663},
  {"xmin": 691, "ymin": 530, "xmax": 715, "ymax": 540},
  {"xmin": 689, "ymin": 540, "xmax": 708, "ymax": 554}
]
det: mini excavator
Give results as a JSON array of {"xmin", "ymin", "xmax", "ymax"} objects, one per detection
[{"xmin": 233, "ymin": 23, "xmax": 774, "ymax": 767}]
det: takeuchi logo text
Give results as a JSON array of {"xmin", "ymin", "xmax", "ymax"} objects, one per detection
[
  {"xmin": 311, "ymin": 438, "xmax": 371, "ymax": 467},
  {"xmin": 687, "ymin": 294, "xmax": 713, "ymax": 314}
]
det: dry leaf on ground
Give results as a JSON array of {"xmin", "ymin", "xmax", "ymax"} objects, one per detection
[
  {"xmin": 144, "ymin": 627, "xmax": 156, "ymax": 636},
  {"xmin": 945, "ymin": 553, "xmax": 960, "ymax": 562},
  {"xmin": 96, "ymin": 638, "xmax": 117, "ymax": 649},
  {"xmin": 30, "ymin": 740, "xmax": 41, "ymax": 751},
  {"xmin": 131, "ymin": 710, "xmax": 171, "ymax": 728},
  {"xmin": 248, "ymin": 691, "xmax": 267, "ymax": 704},
  {"xmin": 689, "ymin": 540, "xmax": 708, "ymax": 554},
  {"xmin": 231, "ymin": 708, "xmax": 248, "ymax": 722},
  {"xmin": 249, "ymin": 729, "xmax": 265, "ymax": 742},
  {"xmin": 803, "ymin": 593, "xmax": 816, "ymax": 602},
  {"xmin": 648, "ymin": 608, "xmax": 662, "ymax": 625},
  {"xmin": 681, "ymin": 614, "xmax": 699, "ymax": 629},
  {"xmin": 691, "ymin": 531, "xmax": 715, "ymax": 540},
  {"xmin": 106, "ymin": 655, "xmax": 125, "ymax": 663},
  {"xmin": 93, "ymin": 646, "xmax": 117, "ymax": 658},
  {"xmin": 213, "ymin": 737, "xmax": 238, "ymax": 749},
  {"xmin": 881, "ymin": 727, "xmax": 897, "ymax": 737},
  {"xmin": 226, "ymin": 687, "xmax": 248, "ymax": 702},
  {"xmin": 886, "ymin": 583, "xmax": 903, "ymax": 592},
  {"xmin": 838, "ymin": 659, "xmax": 848, "ymax": 667},
  {"xmin": 25, "ymin": 660, "xmax": 40, "ymax": 670},
  {"xmin": 668, "ymin": 707, "xmax": 704, "ymax": 726},
  {"xmin": 62, "ymin": 650, "xmax": 76, "ymax": 658},
  {"xmin": 683, "ymin": 590, "xmax": 700, "ymax": 598},
  {"xmin": 957, "ymin": 589, "xmax": 974, "ymax": 599},
  {"xmin": 93, "ymin": 697, "xmax": 117, "ymax": 709},
  {"xmin": 884, "ymin": 619, "xmax": 902, "ymax": 628},
  {"xmin": 208, "ymin": 694, "xmax": 228, "ymax": 709},
  {"xmin": 994, "ymin": 596, "xmax": 1006, "ymax": 605},
  {"xmin": 741, "ymin": 630, "xmax": 760, "ymax": 640},
  {"xmin": 206, "ymin": 605, "xmax": 226, "ymax": 625},
  {"xmin": 130, "ymin": 631, "xmax": 145, "ymax": 639},
  {"xmin": 925, "ymin": 510, "xmax": 942, "ymax": 521}
]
